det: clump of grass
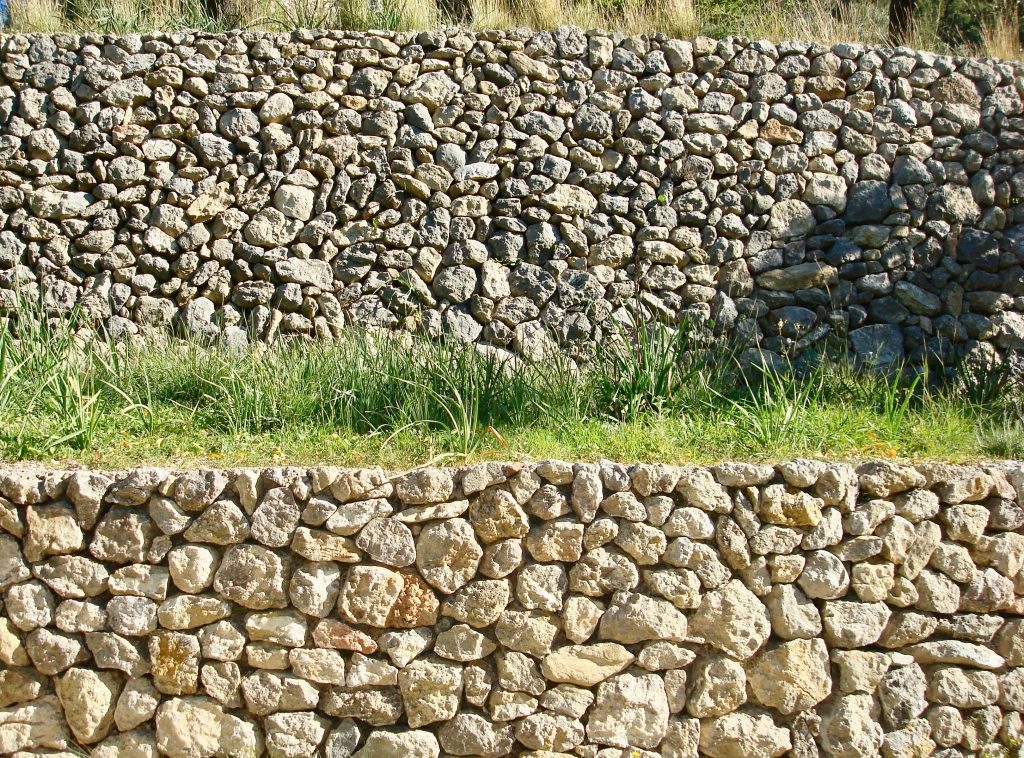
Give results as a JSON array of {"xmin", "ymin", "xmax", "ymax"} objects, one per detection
[
  {"xmin": 593, "ymin": 314, "xmax": 734, "ymax": 420},
  {"xmin": 726, "ymin": 0, "xmax": 889, "ymax": 47},
  {"xmin": 8, "ymin": 0, "xmax": 65, "ymax": 31},
  {"xmin": 0, "ymin": 291, "xmax": 1017, "ymax": 468},
  {"xmin": 978, "ymin": 0, "xmax": 1024, "ymax": 58}
]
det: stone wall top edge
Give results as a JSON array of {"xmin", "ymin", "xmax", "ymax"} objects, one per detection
[
  {"xmin": 0, "ymin": 25, "xmax": 1020, "ymax": 72},
  {"xmin": 0, "ymin": 456, "xmax": 1020, "ymax": 479}
]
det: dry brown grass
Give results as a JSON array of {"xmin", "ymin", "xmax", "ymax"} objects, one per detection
[
  {"xmin": 978, "ymin": 0, "xmax": 1024, "ymax": 59},
  {"xmin": 731, "ymin": 0, "xmax": 888, "ymax": 46},
  {"xmin": 8, "ymin": 0, "xmax": 67, "ymax": 31},
  {"xmin": 468, "ymin": 0, "xmax": 698, "ymax": 34}
]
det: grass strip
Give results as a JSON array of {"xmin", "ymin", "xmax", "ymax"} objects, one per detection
[{"xmin": 0, "ymin": 299, "xmax": 1019, "ymax": 468}]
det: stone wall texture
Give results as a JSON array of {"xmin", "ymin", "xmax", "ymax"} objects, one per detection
[
  {"xmin": 1, "ymin": 29, "xmax": 1023, "ymax": 368},
  {"xmin": 0, "ymin": 460, "xmax": 1022, "ymax": 756}
]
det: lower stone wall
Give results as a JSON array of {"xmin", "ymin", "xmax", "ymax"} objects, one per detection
[{"xmin": 0, "ymin": 460, "xmax": 1023, "ymax": 757}]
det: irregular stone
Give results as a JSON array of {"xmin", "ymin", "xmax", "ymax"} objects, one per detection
[
  {"xmin": 797, "ymin": 549, "xmax": 850, "ymax": 599},
  {"xmin": 154, "ymin": 696, "xmax": 262, "ymax": 758},
  {"xmin": 675, "ymin": 467, "xmax": 730, "ymax": 511},
  {"xmin": 337, "ymin": 565, "xmax": 404, "ymax": 627},
  {"xmin": 689, "ymin": 580, "xmax": 770, "ymax": 659},
  {"xmin": 172, "ymin": 470, "xmax": 228, "ymax": 511},
  {"xmin": 353, "ymin": 729, "xmax": 439, "ymax": 758},
  {"xmin": 598, "ymin": 590, "xmax": 688, "ymax": 644},
  {"xmin": 819, "ymin": 693, "xmax": 884, "ymax": 758},
  {"xmin": 879, "ymin": 663, "xmax": 928, "ymax": 726},
  {"xmin": 747, "ymin": 638, "xmax": 832, "ymax": 714},
  {"xmin": 525, "ymin": 520, "xmax": 584, "ymax": 562},
  {"xmin": 264, "ymin": 711, "xmax": 329, "ymax": 758},
  {"xmin": 291, "ymin": 528, "xmax": 360, "ymax": 562},
  {"xmin": 395, "ymin": 469, "xmax": 455, "ymax": 505},
  {"xmin": 904, "ymin": 640, "xmax": 1005, "ymax": 669},
  {"xmin": 183, "ymin": 500, "xmax": 250, "ymax": 545},
  {"xmin": 495, "ymin": 609, "xmax": 559, "ymax": 656},
  {"xmin": 540, "ymin": 643, "xmax": 634, "ymax": 686},
  {"xmin": 241, "ymin": 671, "xmax": 319, "ymax": 716},
  {"xmin": 0, "ymin": 668, "xmax": 43, "ymax": 708},
  {"xmin": 149, "ymin": 631, "xmax": 200, "ymax": 696},
  {"xmin": 434, "ymin": 623, "xmax": 496, "ymax": 662},
  {"xmin": 24, "ymin": 504, "xmax": 84, "ymax": 561},
  {"xmin": 251, "ymin": 487, "xmax": 300, "ymax": 548},
  {"xmin": 84, "ymin": 631, "xmax": 147, "ymax": 677},
  {"xmin": 516, "ymin": 562, "xmax": 567, "ymax": 611},
  {"xmin": 822, "ymin": 600, "xmax": 891, "ymax": 648},
  {"xmin": 515, "ymin": 711, "xmax": 584, "ymax": 752},
  {"xmin": 469, "ymin": 488, "xmax": 529, "ymax": 544},
  {"xmin": 314, "ymin": 689, "xmax": 397, "ymax": 727},
  {"xmin": 55, "ymin": 667, "xmax": 122, "ymax": 744},
  {"xmin": 355, "ymin": 518, "xmax": 416, "ymax": 567},
  {"xmin": 287, "ymin": 560, "xmax": 340, "ymax": 618},
  {"xmin": 568, "ymin": 546, "xmax": 639, "ymax": 596},
  {"xmin": 378, "ymin": 628, "xmax": 432, "ymax": 667},
  {"xmin": 416, "ymin": 518, "xmax": 482, "ymax": 593},
  {"xmin": 6, "ymin": 580, "xmax": 55, "ymax": 630},
  {"xmin": 438, "ymin": 712, "xmax": 513, "ymax": 755},
  {"xmin": 114, "ymin": 677, "xmax": 160, "ymax": 732},
  {"xmin": 0, "ymin": 534, "xmax": 30, "ymax": 590},
  {"xmin": 398, "ymin": 657, "xmax": 463, "ymax": 728},
  {"xmin": 929, "ymin": 667, "xmax": 999, "ymax": 708},
  {"xmin": 213, "ymin": 544, "xmax": 289, "ymax": 610},
  {"xmin": 858, "ymin": 462, "xmax": 926, "ymax": 498},
  {"xmin": 766, "ymin": 201, "xmax": 816, "ymax": 241},
  {"xmin": 563, "ymin": 595, "xmax": 604, "ymax": 643},
  {"xmin": 32, "ymin": 553, "xmax": 107, "ymax": 602},
  {"xmin": 698, "ymin": 711, "xmax": 791, "ymax": 758},
  {"xmin": 289, "ymin": 648, "xmax": 347, "ymax": 685},
  {"xmin": 0, "ymin": 698, "xmax": 69, "ymax": 753},
  {"xmin": 686, "ymin": 654, "xmax": 747, "ymax": 717},
  {"xmin": 586, "ymin": 672, "xmax": 669, "ymax": 750},
  {"xmin": 168, "ymin": 545, "xmax": 219, "ymax": 594},
  {"xmin": 158, "ymin": 595, "xmax": 233, "ymax": 630},
  {"xmin": 832, "ymin": 650, "xmax": 891, "ymax": 693},
  {"xmin": 441, "ymin": 579, "xmax": 510, "ymax": 628},
  {"xmin": 25, "ymin": 627, "xmax": 88, "ymax": 675}
]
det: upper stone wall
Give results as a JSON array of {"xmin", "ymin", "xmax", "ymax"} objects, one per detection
[{"xmin": 2, "ymin": 29, "xmax": 1024, "ymax": 367}]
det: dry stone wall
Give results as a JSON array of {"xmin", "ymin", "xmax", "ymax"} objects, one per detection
[
  {"xmin": 0, "ymin": 460, "xmax": 1023, "ymax": 756},
  {"xmin": 1, "ymin": 29, "xmax": 1024, "ymax": 368}
]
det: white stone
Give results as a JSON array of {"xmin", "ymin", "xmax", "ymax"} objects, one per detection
[
  {"xmin": 822, "ymin": 600, "xmax": 891, "ymax": 648},
  {"xmin": 598, "ymin": 590, "xmax": 688, "ymax": 644},
  {"xmin": 265, "ymin": 711, "xmax": 329, "ymax": 758},
  {"xmin": 337, "ymin": 565, "xmax": 403, "ymax": 627},
  {"xmin": 689, "ymin": 579, "xmax": 770, "ymax": 659},
  {"xmin": 698, "ymin": 711, "xmax": 792, "ymax": 758},
  {"xmin": 747, "ymin": 638, "xmax": 832, "ymax": 714},
  {"xmin": 55, "ymin": 667, "xmax": 121, "ymax": 744},
  {"xmin": 540, "ymin": 643, "xmax": 634, "ymax": 686},
  {"xmin": 416, "ymin": 518, "xmax": 482, "ymax": 593},
  {"xmin": 586, "ymin": 672, "xmax": 669, "ymax": 750},
  {"xmin": 686, "ymin": 655, "xmax": 746, "ymax": 717},
  {"xmin": 154, "ymin": 696, "xmax": 263, "ymax": 758},
  {"xmin": 398, "ymin": 657, "xmax": 463, "ymax": 728},
  {"xmin": 353, "ymin": 729, "xmax": 440, "ymax": 758}
]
